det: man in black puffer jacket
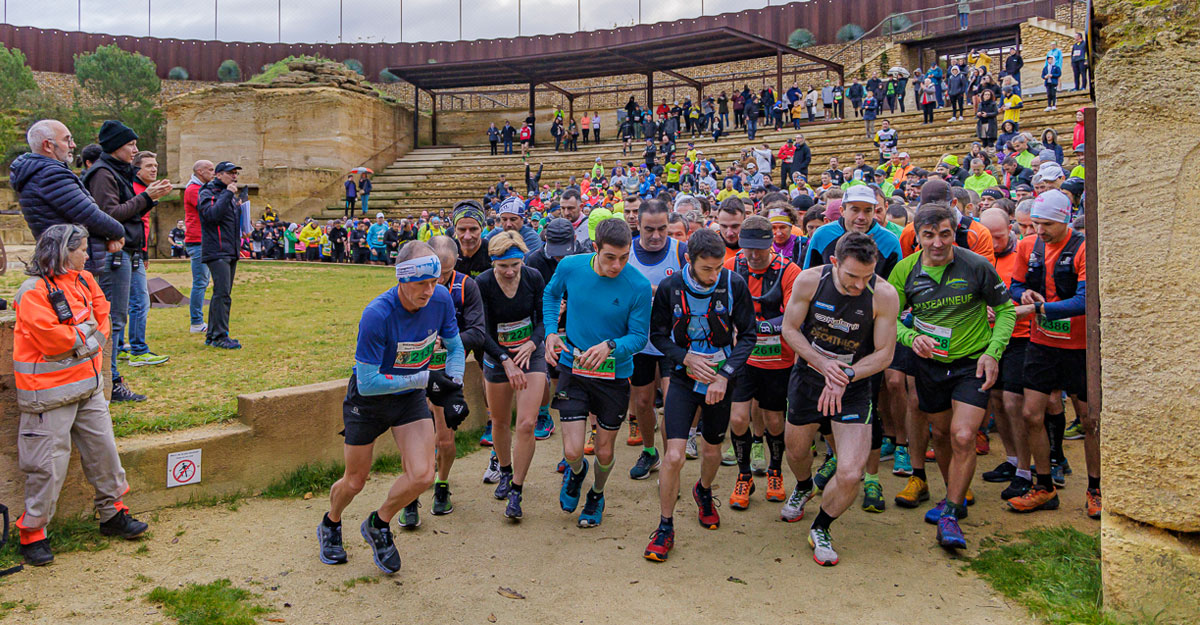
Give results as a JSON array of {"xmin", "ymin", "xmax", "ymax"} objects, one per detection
[
  {"xmin": 196, "ymin": 161, "xmax": 244, "ymax": 350},
  {"xmin": 10, "ymin": 120, "xmax": 125, "ymax": 270}
]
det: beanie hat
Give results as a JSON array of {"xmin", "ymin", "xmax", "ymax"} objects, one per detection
[
  {"xmin": 1030, "ymin": 189, "xmax": 1071, "ymax": 223},
  {"xmin": 98, "ymin": 120, "xmax": 138, "ymax": 153}
]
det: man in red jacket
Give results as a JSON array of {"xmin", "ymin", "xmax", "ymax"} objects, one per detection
[{"xmin": 185, "ymin": 160, "xmax": 215, "ymax": 333}]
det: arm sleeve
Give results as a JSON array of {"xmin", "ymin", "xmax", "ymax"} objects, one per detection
[
  {"xmin": 443, "ymin": 334, "xmax": 466, "ymax": 381},
  {"xmin": 987, "ymin": 301, "xmax": 1016, "ymax": 361},
  {"xmin": 1044, "ymin": 280, "xmax": 1086, "ymax": 320},
  {"xmin": 613, "ymin": 279, "xmax": 651, "ymax": 360},
  {"xmin": 720, "ymin": 277, "xmax": 758, "ymax": 379},
  {"xmin": 649, "ymin": 282, "xmax": 688, "ymax": 363},
  {"xmin": 458, "ymin": 278, "xmax": 488, "ymax": 353},
  {"xmin": 887, "ymin": 261, "xmax": 916, "ymax": 348},
  {"xmin": 355, "ymin": 362, "xmax": 429, "ymax": 396}
]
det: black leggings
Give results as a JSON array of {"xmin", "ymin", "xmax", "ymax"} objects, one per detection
[
  {"xmin": 1046, "ymin": 84, "xmax": 1058, "ymax": 107},
  {"xmin": 922, "ymin": 103, "xmax": 935, "ymax": 124},
  {"xmin": 950, "ymin": 94, "xmax": 965, "ymax": 118}
]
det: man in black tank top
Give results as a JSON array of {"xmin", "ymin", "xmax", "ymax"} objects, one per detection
[{"xmin": 779, "ymin": 233, "xmax": 899, "ymax": 567}]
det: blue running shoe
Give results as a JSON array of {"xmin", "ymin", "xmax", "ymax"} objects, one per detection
[
  {"xmin": 814, "ymin": 455, "xmax": 837, "ymax": 492},
  {"xmin": 559, "ymin": 458, "xmax": 589, "ymax": 512},
  {"xmin": 880, "ymin": 438, "xmax": 896, "ymax": 461},
  {"xmin": 578, "ymin": 490, "xmax": 605, "ymax": 528},
  {"xmin": 494, "ymin": 472, "xmax": 513, "ymax": 500},
  {"xmin": 925, "ymin": 499, "xmax": 969, "ymax": 524},
  {"xmin": 480, "ymin": 421, "xmax": 493, "ymax": 447},
  {"xmin": 1050, "ymin": 462, "xmax": 1067, "ymax": 488},
  {"xmin": 937, "ymin": 515, "xmax": 967, "ymax": 549},
  {"xmin": 535, "ymin": 411, "xmax": 554, "ymax": 440},
  {"xmin": 892, "ymin": 446, "xmax": 913, "ymax": 477},
  {"xmin": 359, "ymin": 515, "xmax": 401, "ymax": 574},
  {"xmin": 504, "ymin": 489, "xmax": 523, "ymax": 521}
]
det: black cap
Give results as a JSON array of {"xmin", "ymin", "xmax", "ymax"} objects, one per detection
[
  {"xmin": 98, "ymin": 120, "xmax": 137, "ymax": 153},
  {"xmin": 739, "ymin": 227, "xmax": 773, "ymax": 250},
  {"xmin": 1014, "ymin": 183, "xmax": 1034, "ymax": 193},
  {"xmin": 1060, "ymin": 177, "xmax": 1085, "ymax": 200},
  {"xmin": 543, "ymin": 218, "xmax": 576, "ymax": 257},
  {"xmin": 215, "ymin": 161, "xmax": 242, "ymax": 173},
  {"xmin": 982, "ymin": 188, "xmax": 1005, "ymax": 200}
]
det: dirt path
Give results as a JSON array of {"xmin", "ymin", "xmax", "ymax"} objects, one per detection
[{"xmin": 1, "ymin": 435, "xmax": 1094, "ymax": 624}]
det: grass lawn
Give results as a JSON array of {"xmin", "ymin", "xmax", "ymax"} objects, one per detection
[{"xmin": 1, "ymin": 261, "xmax": 399, "ymax": 437}]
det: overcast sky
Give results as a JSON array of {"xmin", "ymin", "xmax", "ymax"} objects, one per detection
[{"xmin": 2, "ymin": 0, "xmax": 790, "ymax": 44}]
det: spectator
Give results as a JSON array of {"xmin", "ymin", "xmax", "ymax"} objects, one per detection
[
  {"xmin": 367, "ymin": 213, "xmax": 389, "ymax": 264},
  {"xmin": 997, "ymin": 119, "xmax": 1020, "ymax": 153},
  {"xmin": 977, "ymin": 90, "xmax": 1000, "ymax": 148},
  {"xmin": 1042, "ymin": 53, "xmax": 1062, "ymax": 110},
  {"xmin": 847, "ymin": 78, "xmax": 865, "ymax": 118},
  {"xmin": 1041, "ymin": 128, "xmax": 1065, "ymax": 165},
  {"xmin": 82, "ymin": 120, "xmax": 171, "ymax": 401},
  {"xmin": 300, "ymin": 219, "xmax": 323, "ymax": 261},
  {"xmin": 862, "ymin": 91, "xmax": 879, "ymax": 140},
  {"xmin": 169, "ymin": 220, "xmax": 186, "ymax": 257},
  {"xmin": 358, "ymin": 173, "xmax": 373, "ymax": 215},
  {"xmin": 500, "ymin": 120, "xmax": 516, "ymax": 155},
  {"xmin": 196, "ymin": 161, "xmax": 244, "ymax": 350},
  {"xmin": 793, "ymin": 134, "xmax": 812, "ymax": 179},
  {"xmin": 329, "ymin": 219, "xmax": 348, "ymax": 263},
  {"xmin": 1071, "ymin": 33, "xmax": 1088, "ymax": 91},
  {"xmin": 591, "ymin": 111, "xmax": 601, "ymax": 143},
  {"xmin": 744, "ymin": 93, "xmax": 759, "ymax": 140},
  {"xmin": 948, "ymin": 65, "xmax": 967, "ymax": 121},
  {"xmin": 349, "ymin": 220, "xmax": 369, "ymax": 264},
  {"xmin": 124, "ymin": 150, "xmax": 170, "ymax": 367},
  {"xmin": 919, "ymin": 78, "xmax": 937, "ymax": 124},
  {"xmin": 344, "ymin": 174, "xmax": 357, "ymax": 216},
  {"xmin": 488, "ymin": 122, "xmax": 500, "ymax": 155},
  {"xmin": 580, "ymin": 113, "xmax": 590, "ymax": 144},
  {"xmin": 183, "ymin": 160, "xmax": 214, "ymax": 333},
  {"xmin": 1004, "ymin": 46, "xmax": 1024, "ymax": 87},
  {"xmin": 77, "ymin": 143, "xmax": 102, "ymax": 171}
]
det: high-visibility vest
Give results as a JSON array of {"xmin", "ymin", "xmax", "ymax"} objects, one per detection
[{"xmin": 13, "ymin": 271, "xmax": 108, "ymax": 412}]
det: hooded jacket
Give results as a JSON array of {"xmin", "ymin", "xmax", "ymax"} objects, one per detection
[
  {"xmin": 196, "ymin": 178, "xmax": 242, "ymax": 262},
  {"xmin": 81, "ymin": 153, "xmax": 154, "ymax": 256},
  {"xmin": 9, "ymin": 153, "xmax": 125, "ymax": 270}
]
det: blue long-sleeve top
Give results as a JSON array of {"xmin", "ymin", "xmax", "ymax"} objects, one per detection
[
  {"xmin": 1009, "ymin": 279, "xmax": 1086, "ymax": 321},
  {"xmin": 353, "ymin": 285, "xmax": 465, "ymax": 395}
]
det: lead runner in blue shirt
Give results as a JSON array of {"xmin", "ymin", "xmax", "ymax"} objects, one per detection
[
  {"xmin": 317, "ymin": 241, "xmax": 465, "ymax": 575},
  {"xmin": 542, "ymin": 218, "xmax": 652, "ymax": 529}
]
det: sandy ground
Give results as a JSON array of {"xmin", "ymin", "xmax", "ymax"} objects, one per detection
[{"xmin": 1, "ymin": 429, "xmax": 1095, "ymax": 625}]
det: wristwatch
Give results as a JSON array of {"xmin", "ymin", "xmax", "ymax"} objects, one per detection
[
  {"xmin": 1034, "ymin": 302, "xmax": 1044, "ymax": 315},
  {"xmin": 843, "ymin": 366, "xmax": 855, "ymax": 382},
  {"xmin": 605, "ymin": 339, "xmax": 617, "ymax": 351},
  {"xmin": 499, "ymin": 354, "xmax": 510, "ymax": 362}
]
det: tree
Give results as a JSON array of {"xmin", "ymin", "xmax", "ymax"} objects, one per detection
[
  {"xmin": 73, "ymin": 44, "xmax": 163, "ymax": 153},
  {"xmin": 168, "ymin": 66, "xmax": 189, "ymax": 80},
  {"xmin": 343, "ymin": 58, "xmax": 364, "ymax": 75},
  {"xmin": 378, "ymin": 69, "xmax": 400, "ymax": 83},
  {"xmin": 883, "ymin": 14, "xmax": 914, "ymax": 36},
  {"xmin": 0, "ymin": 44, "xmax": 39, "ymax": 112},
  {"xmin": 836, "ymin": 23, "xmax": 865, "ymax": 43},
  {"xmin": 218, "ymin": 59, "xmax": 241, "ymax": 83},
  {"xmin": 787, "ymin": 28, "xmax": 815, "ymax": 49}
]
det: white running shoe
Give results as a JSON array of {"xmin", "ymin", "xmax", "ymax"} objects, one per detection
[
  {"xmin": 482, "ymin": 451, "xmax": 502, "ymax": 484},
  {"xmin": 808, "ymin": 528, "xmax": 839, "ymax": 566},
  {"xmin": 780, "ymin": 484, "xmax": 814, "ymax": 522},
  {"xmin": 685, "ymin": 433, "xmax": 699, "ymax": 460},
  {"xmin": 190, "ymin": 323, "xmax": 207, "ymax": 333}
]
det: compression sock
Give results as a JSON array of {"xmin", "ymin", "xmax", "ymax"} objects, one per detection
[
  {"xmin": 810, "ymin": 507, "xmax": 835, "ymax": 531},
  {"xmin": 1045, "ymin": 412, "xmax": 1066, "ymax": 463},
  {"xmin": 370, "ymin": 511, "xmax": 390, "ymax": 529},
  {"xmin": 912, "ymin": 467, "xmax": 927, "ymax": 482},
  {"xmin": 322, "ymin": 512, "xmax": 340, "ymax": 528},
  {"xmin": 592, "ymin": 460, "xmax": 615, "ymax": 493},
  {"xmin": 1088, "ymin": 475, "xmax": 1100, "ymax": 491},
  {"xmin": 732, "ymin": 429, "xmax": 754, "ymax": 475},
  {"xmin": 643, "ymin": 446, "xmax": 658, "ymax": 457},
  {"xmin": 767, "ymin": 431, "xmax": 786, "ymax": 472},
  {"xmin": 566, "ymin": 456, "xmax": 584, "ymax": 474},
  {"xmin": 795, "ymin": 477, "xmax": 814, "ymax": 493}
]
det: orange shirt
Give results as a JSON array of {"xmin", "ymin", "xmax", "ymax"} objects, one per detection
[
  {"xmin": 724, "ymin": 252, "xmax": 802, "ymax": 370},
  {"xmin": 1013, "ymin": 236, "xmax": 1086, "ymax": 350},
  {"xmin": 991, "ymin": 243, "xmax": 1031, "ymax": 339},
  {"xmin": 900, "ymin": 218, "xmax": 995, "ymax": 263}
]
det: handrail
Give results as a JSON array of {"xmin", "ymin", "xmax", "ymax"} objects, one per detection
[{"xmin": 283, "ymin": 134, "xmax": 414, "ymax": 218}]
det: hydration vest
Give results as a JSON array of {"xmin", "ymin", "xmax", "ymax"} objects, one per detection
[
  {"xmin": 1024, "ymin": 231, "xmax": 1083, "ymax": 301},
  {"xmin": 733, "ymin": 254, "xmax": 787, "ymax": 327},
  {"xmin": 668, "ymin": 269, "xmax": 734, "ymax": 349}
]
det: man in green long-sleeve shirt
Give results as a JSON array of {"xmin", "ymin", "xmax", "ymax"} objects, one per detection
[{"xmin": 886, "ymin": 203, "xmax": 1014, "ymax": 551}]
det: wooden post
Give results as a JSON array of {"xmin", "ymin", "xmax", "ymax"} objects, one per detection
[
  {"xmin": 412, "ymin": 86, "xmax": 419, "ymax": 149},
  {"xmin": 427, "ymin": 89, "xmax": 438, "ymax": 146},
  {"xmin": 1083, "ymin": 106, "xmax": 1101, "ymax": 414},
  {"xmin": 528, "ymin": 83, "xmax": 536, "ymax": 146},
  {"xmin": 646, "ymin": 72, "xmax": 654, "ymax": 110},
  {"xmin": 776, "ymin": 51, "xmax": 783, "ymax": 97}
]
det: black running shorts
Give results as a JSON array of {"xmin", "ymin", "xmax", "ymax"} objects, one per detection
[
  {"xmin": 787, "ymin": 370, "xmax": 873, "ymax": 427},
  {"xmin": 342, "ymin": 378, "xmax": 431, "ymax": 446},
  {"xmin": 730, "ymin": 365, "xmax": 791, "ymax": 412},
  {"xmin": 913, "ymin": 355, "xmax": 990, "ymax": 414},
  {"xmin": 998, "ymin": 337, "xmax": 1029, "ymax": 395},
  {"xmin": 630, "ymin": 353, "xmax": 668, "ymax": 387},
  {"xmin": 552, "ymin": 363, "xmax": 630, "ymax": 431},
  {"xmin": 663, "ymin": 373, "xmax": 733, "ymax": 444},
  {"xmin": 482, "ymin": 349, "xmax": 548, "ymax": 384},
  {"xmin": 1023, "ymin": 341, "xmax": 1087, "ymax": 402},
  {"xmin": 888, "ymin": 342, "xmax": 916, "ymax": 376}
]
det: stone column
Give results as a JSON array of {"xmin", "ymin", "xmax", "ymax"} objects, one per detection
[{"xmin": 1093, "ymin": 2, "xmax": 1200, "ymax": 623}]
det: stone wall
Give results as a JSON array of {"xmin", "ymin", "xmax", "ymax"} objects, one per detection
[
  {"xmin": 1019, "ymin": 20, "xmax": 1079, "ymax": 75},
  {"xmin": 1093, "ymin": 0, "xmax": 1200, "ymax": 622}
]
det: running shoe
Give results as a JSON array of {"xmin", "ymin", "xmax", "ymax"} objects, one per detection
[
  {"xmin": 880, "ymin": 438, "xmax": 896, "ymax": 461},
  {"xmin": 556, "ymin": 458, "xmax": 567, "ymax": 474},
  {"xmin": 685, "ymin": 433, "xmax": 699, "ymax": 459},
  {"xmin": 190, "ymin": 323, "xmax": 207, "ymax": 334},
  {"xmin": 128, "ymin": 351, "xmax": 170, "ymax": 367},
  {"xmin": 750, "ymin": 441, "xmax": 767, "ymax": 476},
  {"xmin": 432, "ymin": 482, "xmax": 453, "ymax": 515},
  {"xmin": 535, "ymin": 412, "xmax": 554, "ymax": 440},
  {"xmin": 399, "ymin": 501, "xmax": 421, "ymax": 529},
  {"xmin": 808, "ymin": 527, "xmax": 839, "ymax": 566},
  {"xmin": 644, "ymin": 527, "xmax": 675, "ymax": 562},
  {"xmin": 729, "ymin": 473, "xmax": 754, "ymax": 510},
  {"xmin": 482, "ymin": 451, "xmax": 503, "ymax": 484},
  {"xmin": 814, "ymin": 455, "xmax": 837, "ymax": 492},
  {"xmin": 936, "ymin": 515, "xmax": 967, "ymax": 550},
  {"xmin": 975, "ymin": 431, "xmax": 990, "ymax": 455},
  {"xmin": 966, "ymin": 488, "xmax": 976, "ymax": 506},
  {"xmin": 209, "ymin": 337, "xmax": 242, "ymax": 350},
  {"xmin": 892, "ymin": 446, "xmax": 913, "ymax": 477},
  {"xmin": 924, "ymin": 499, "xmax": 970, "ymax": 524},
  {"xmin": 1050, "ymin": 462, "xmax": 1067, "ymax": 488},
  {"xmin": 317, "ymin": 520, "xmax": 348, "ymax": 565},
  {"xmin": 1006, "ymin": 484, "xmax": 1060, "ymax": 513},
  {"xmin": 924, "ymin": 447, "xmax": 936, "ymax": 461},
  {"xmin": 584, "ymin": 428, "xmax": 597, "ymax": 455},
  {"xmin": 627, "ymin": 418, "xmax": 642, "ymax": 446},
  {"xmin": 480, "ymin": 421, "xmax": 493, "ymax": 447},
  {"xmin": 359, "ymin": 515, "xmax": 401, "ymax": 574},
  {"xmin": 494, "ymin": 471, "xmax": 513, "ymax": 500},
  {"xmin": 894, "ymin": 476, "xmax": 930, "ymax": 508},
  {"xmin": 693, "ymin": 481, "xmax": 721, "ymax": 529},
  {"xmin": 118, "ymin": 348, "xmax": 130, "ymax": 360},
  {"xmin": 504, "ymin": 489, "xmax": 523, "ymax": 521},
  {"xmin": 1002, "ymin": 476, "xmax": 1033, "ymax": 500},
  {"xmin": 1059, "ymin": 458, "xmax": 1073, "ymax": 476},
  {"xmin": 780, "ymin": 483, "xmax": 814, "ymax": 522},
  {"xmin": 982, "ymin": 461, "xmax": 1017, "ymax": 483},
  {"xmin": 765, "ymin": 469, "xmax": 785, "ymax": 502},
  {"xmin": 1086, "ymin": 488, "xmax": 1102, "ymax": 519},
  {"xmin": 111, "ymin": 380, "xmax": 147, "ymax": 403},
  {"xmin": 559, "ymin": 458, "xmax": 588, "ymax": 512},
  {"xmin": 721, "ymin": 445, "xmax": 737, "ymax": 466},
  {"xmin": 1064, "ymin": 418, "xmax": 1085, "ymax": 440},
  {"xmin": 578, "ymin": 490, "xmax": 605, "ymax": 528},
  {"xmin": 862, "ymin": 480, "xmax": 885, "ymax": 513},
  {"xmin": 629, "ymin": 449, "xmax": 661, "ymax": 480}
]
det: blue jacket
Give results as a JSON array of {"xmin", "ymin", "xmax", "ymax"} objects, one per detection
[
  {"xmin": 197, "ymin": 179, "xmax": 242, "ymax": 262},
  {"xmin": 1042, "ymin": 63, "xmax": 1061, "ymax": 86},
  {"xmin": 485, "ymin": 223, "xmax": 543, "ymax": 254},
  {"xmin": 9, "ymin": 152, "xmax": 124, "ymax": 269},
  {"xmin": 862, "ymin": 96, "xmax": 878, "ymax": 121}
]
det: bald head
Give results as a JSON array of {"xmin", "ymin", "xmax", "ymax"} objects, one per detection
[
  {"xmin": 428, "ymin": 235, "xmax": 459, "ymax": 280},
  {"xmin": 981, "ymin": 208, "xmax": 1012, "ymax": 252},
  {"xmin": 193, "ymin": 160, "xmax": 215, "ymax": 184},
  {"xmin": 27, "ymin": 120, "xmax": 74, "ymax": 163}
]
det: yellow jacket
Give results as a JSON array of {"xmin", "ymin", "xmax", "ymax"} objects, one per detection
[{"xmin": 298, "ymin": 223, "xmax": 322, "ymax": 246}]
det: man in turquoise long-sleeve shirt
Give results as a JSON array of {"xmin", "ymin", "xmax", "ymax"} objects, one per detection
[{"xmin": 542, "ymin": 218, "xmax": 651, "ymax": 529}]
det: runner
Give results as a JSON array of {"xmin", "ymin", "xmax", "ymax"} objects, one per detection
[
  {"xmin": 1005, "ymin": 190, "xmax": 1098, "ymax": 518},
  {"xmin": 716, "ymin": 197, "xmax": 746, "ymax": 262},
  {"xmin": 779, "ymin": 233, "xmax": 899, "ymax": 565},
  {"xmin": 626, "ymin": 199, "xmax": 688, "ymax": 480},
  {"xmin": 452, "ymin": 200, "xmax": 491, "ymax": 277},
  {"xmin": 896, "ymin": 180, "xmax": 995, "ymax": 262},
  {"xmin": 643, "ymin": 228, "xmax": 756, "ymax": 562},
  {"xmin": 543, "ymin": 218, "xmax": 652, "ymax": 528},
  {"xmin": 475, "ymin": 232, "xmax": 548, "ymax": 521},
  {"xmin": 319, "ymin": 241, "xmax": 464, "ymax": 574},
  {"xmin": 887, "ymin": 203, "xmax": 1015, "ymax": 550},
  {"xmin": 725, "ymin": 215, "xmax": 802, "ymax": 509}
]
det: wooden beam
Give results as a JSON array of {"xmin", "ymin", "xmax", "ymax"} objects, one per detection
[
  {"xmin": 606, "ymin": 49, "xmax": 700, "ymax": 89},
  {"xmin": 1083, "ymin": 106, "xmax": 1101, "ymax": 415}
]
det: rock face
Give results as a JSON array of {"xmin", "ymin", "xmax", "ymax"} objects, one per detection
[
  {"xmin": 1094, "ymin": 1, "xmax": 1200, "ymax": 623},
  {"xmin": 259, "ymin": 60, "xmax": 382, "ymax": 98}
]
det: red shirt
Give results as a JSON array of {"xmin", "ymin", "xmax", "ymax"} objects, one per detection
[
  {"xmin": 519, "ymin": 126, "xmax": 532, "ymax": 141},
  {"xmin": 724, "ymin": 252, "xmax": 802, "ymax": 370},
  {"xmin": 184, "ymin": 181, "xmax": 203, "ymax": 244},
  {"xmin": 992, "ymin": 241, "xmax": 1031, "ymax": 339},
  {"xmin": 132, "ymin": 180, "xmax": 153, "ymax": 252},
  {"xmin": 1012, "ymin": 235, "xmax": 1086, "ymax": 349}
]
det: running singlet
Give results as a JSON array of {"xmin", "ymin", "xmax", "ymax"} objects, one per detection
[
  {"xmin": 350, "ymin": 285, "xmax": 459, "ymax": 397},
  {"xmin": 475, "ymin": 266, "xmax": 546, "ymax": 367},
  {"xmin": 887, "ymin": 247, "xmax": 1015, "ymax": 363},
  {"xmin": 799, "ymin": 265, "xmax": 876, "ymax": 389},
  {"xmin": 628, "ymin": 237, "xmax": 686, "ymax": 357},
  {"xmin": 991, "ymin": 240, "xmax": 1031, "ymax": 339}
]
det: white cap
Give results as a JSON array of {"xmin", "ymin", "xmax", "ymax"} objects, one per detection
[
  {"xmin": 376, "ymin": 212, "xmax": 385, "ymax": 218},
  {"xmin": 843, "ymin": 184, "xmax": 878, "ymax": 206},
  {"xmin": 1037, "ymin": 162, "xmax": 1065, "ymax": 181},
  {"xmin": 1031, "ymin": 189, "xmax": 1071, "ymax": 223}
]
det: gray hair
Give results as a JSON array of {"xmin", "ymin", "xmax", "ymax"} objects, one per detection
[
  {"xmin": 26, "ymin": 119, "xmax": 60, "ymax": 153},
  {"xmin": 1016, "ymin": 198, "xmax": 1035, "ymax": 216},
  {"xmin": 26, "ymin": 224, "xmax": 89, "ymax": 277},
  {"xmin": 674, "ymin": 194, "xmax": 698, "ymax": 213}
]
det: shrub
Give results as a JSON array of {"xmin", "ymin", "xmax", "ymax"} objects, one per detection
[
  {"xmin": 378, "ymin": 69, "xmax": 400, "ymax": 83},
  {"xmin": 883, "ymin": 14, "xmax": 914, "ymax": 36},
  {"xmin": 787, "ymin": 28, "xmax": 815, "ymax": 49},
  {"xmin": 836, "ymin": 23, "xmax": 865, "ymax": 43},
  {"xmin": 167, "ymin": 66, "xmax": 189, "ymax": 80},
  {"xmin": 0, "ymin": 44, "xmax": 38, "ymax": 111},
  {"xmin": 217, "ymin": 59, "xmax": 241, "ymax": 83},
  {"xmin": 343, "ymin": 58, "xmax": 364, "ymax": 75}
]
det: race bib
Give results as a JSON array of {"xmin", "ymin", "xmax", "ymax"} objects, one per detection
[
  {"xmin": 571, "ymin": 348, "xmax": 616, "ymax": 380},
  {"xmin": 1037, "ymin": 316, "xmax": 1072, "ymax": 340},
  {"xmin": 497, "ymin": 318, "xmax": 533, "ymax": 348},
  {"xmin": 394, "ymin": 333, "xmax": 437, "ymax": 370},
  {"xmin": 686, "ymin": 350, "xmax": 727, "ymax": 382},
  {"xmin": 429, "ymin": 349, "xmax": 448, "ymax": 371},
  {"xmin": 914, "ymin": 318, "xmax": 952, "ymax": 358},
  {"xmin": 750, "ymin": 334, "xmax": 783, "ymax": 362}
]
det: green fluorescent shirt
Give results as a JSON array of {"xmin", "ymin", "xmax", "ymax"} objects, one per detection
[
  {"xmin": 887, "ymin": 248, "xmax": 1016, "ymax": 363},
  {"xmin": 884, "ymin": 220, "xmax": 904, "ymax": 238},
  {"xmin": 964, "ymin": 173, "xmax": 999, "ymax": 195}
]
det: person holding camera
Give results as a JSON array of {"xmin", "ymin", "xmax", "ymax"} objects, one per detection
[
  {"xmin": 13, "ymin": 224, "xmax": 151, "ymax": 566},
  {"xmin": 197, "ymin": 161, "xmax": 246, "ymax": 350}
]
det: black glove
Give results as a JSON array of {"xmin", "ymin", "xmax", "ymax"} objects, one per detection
[{"xmin": 426, "ymin": 370, "xmax": 469, "ymax": 429}]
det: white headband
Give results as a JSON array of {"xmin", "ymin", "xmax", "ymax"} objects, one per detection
[{"xmin": 396, "ymin": 255, "xmax": 441, "ymax": 283}]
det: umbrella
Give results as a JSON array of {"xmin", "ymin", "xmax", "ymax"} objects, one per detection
[
  {"xmin": 349, "ymin": 167, "xmax": 374, "ymax": 174},
  {"xmin": 888, "ymin": 66, "xmax": 910, "ymax": 78}
]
